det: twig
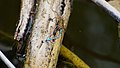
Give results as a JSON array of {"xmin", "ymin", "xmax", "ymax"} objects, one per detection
[
  {"xmin": 92, "ymin": 0, "xmax": 120, "ymax": 22},
  {"xmin": 60, "ymin": 45, "xmax": 90, "ymax": 68},
  {"xmin": 0, "ymin": 51, "xmax": 15, "ymax": 68},
  {"xmin": 0, "ymin": 30, "xmax": 13, "ymax": 39}
]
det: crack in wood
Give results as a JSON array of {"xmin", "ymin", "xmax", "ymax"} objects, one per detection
[
  {"xmin": 17, "ymin": 0, "xmax": 39, "ymax": 60},
  {"xmin": 15, "ymin": 0, "xmax": 72, "ymax": 67},
  {"xmin": 60, "ymin": 0, "xmax": 66, "ymax": 15}
]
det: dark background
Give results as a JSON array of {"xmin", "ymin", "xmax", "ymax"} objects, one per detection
[{"xmin": 0, "ymin": 0, "xmax": 120, "ymax": 68}]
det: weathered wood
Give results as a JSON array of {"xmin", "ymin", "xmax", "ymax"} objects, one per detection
[{"xmin": 14, "ymin": 0, "xmax": 72, "ymax": 68}]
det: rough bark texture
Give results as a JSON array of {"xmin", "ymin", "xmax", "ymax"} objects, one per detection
[{"xmin": 14, "ymin": 0, "xmax": 71, "ymax": 68}]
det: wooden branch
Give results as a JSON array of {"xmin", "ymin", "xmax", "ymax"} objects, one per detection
[
  {"xmin": 14, "ymin": 0, "xmax": 72, "ymax": 68},
  {"xmin": 0, "ymin": 30, "xmax": 90, "ymax": 68},
  {"xmin": 60, "ymin": 45, "xmax": 90, "ymax": 68}
]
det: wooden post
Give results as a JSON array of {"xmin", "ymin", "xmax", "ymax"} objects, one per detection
[{"xmin": 14, "ymin": 0, "xmax": 72, "ymax": 68}]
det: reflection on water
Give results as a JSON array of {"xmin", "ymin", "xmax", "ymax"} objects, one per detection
[{"xmin": 0, "ymin": 0, "xmax": 120, "ymax": 68}]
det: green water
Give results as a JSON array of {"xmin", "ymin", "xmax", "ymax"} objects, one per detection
[{"xmin": 0, "ymin": 0, "xmax": 120, "ymax": 68}]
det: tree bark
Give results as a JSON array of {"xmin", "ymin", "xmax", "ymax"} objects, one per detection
[{"xmin": 14, "ymin": 0, "xmax": 72, "ymax": 68}]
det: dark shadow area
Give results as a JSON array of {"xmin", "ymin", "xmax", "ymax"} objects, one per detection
[
  {"xmin": 0, "ymin": 0, "xmax": 20, "ymax": 68},
  {"xmin": 63, "ymin": 0, "xmax": 120, "ymax": 68}
]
